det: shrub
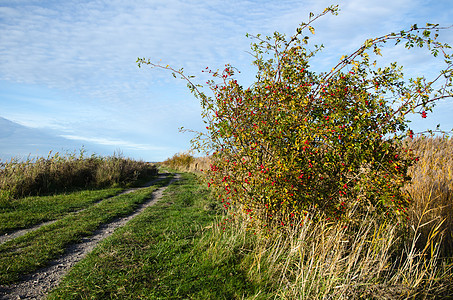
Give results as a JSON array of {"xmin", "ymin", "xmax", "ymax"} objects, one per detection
[{"xmin": 138, "ymin": 6, "xmax": 452, "ymax": 228}]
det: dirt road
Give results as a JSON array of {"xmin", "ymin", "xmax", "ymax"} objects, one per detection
[{"xmin": 0, "ymin": 173, "xmax": 179, "ymax": 299}]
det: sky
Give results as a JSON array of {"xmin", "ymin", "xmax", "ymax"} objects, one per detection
[{"xmin": 1, "ymin": 0, "xmax": 452, "ymax": 162}]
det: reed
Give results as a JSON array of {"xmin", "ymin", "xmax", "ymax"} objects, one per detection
[
  {"xmin": 0, "ymin": 150, "xmax": 157, "ymax": 201},
  {"xmin": 161, "ymin": 152, "xmax": 211, "ymax": 173},
  {"xmin": 404, "ymin": 136, "xmax": 453, "ymax": 256}
]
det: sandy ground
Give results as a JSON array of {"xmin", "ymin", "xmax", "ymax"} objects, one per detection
[{"xmin": 0, "ymin": 173, "xmax": 179, "ymax": 299}]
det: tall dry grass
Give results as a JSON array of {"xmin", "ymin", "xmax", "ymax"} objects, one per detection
[
  {"xmin": 161, "ymin": 152, "xmax": 211, "ymax": 173},
  {"xmin": 404, "ymin": 136, "xmax": 453, "ymax": 256},
  {"xmin": 0, "ymin": 150, "xmax": 157, "ymax": 201},
  {"xmin": 200, "ymin": 204, "xmax": 451, "ymax": 299}
]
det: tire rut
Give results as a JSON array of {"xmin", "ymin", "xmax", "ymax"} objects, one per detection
[
  {"xmin": 0, "ymin": 173, "xmax": 170, "ymax": 246},
  {"xmin": 0, "ymin": 173, "xmax": 179, "ymax": 299}
]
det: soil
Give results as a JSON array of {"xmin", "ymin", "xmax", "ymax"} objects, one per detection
[{"xmin": 0, "ymin": 173, "xmax": 179, "ymax": 299}]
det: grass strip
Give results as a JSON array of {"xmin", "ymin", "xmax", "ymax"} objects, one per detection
[
  {"xmin": 0, "ymin": 173, "xmax": 160, "ymax": 235},
  {"xmin": 0, "ymin": 188, "xmax": 123, "ymax": 235},
  {"xmin": 48, "ymin": 173, "xmax": 262, "ymax": 299},
  {"xmin": 0, "ymin": 176, "xmax": 171, "ymax": 284}
]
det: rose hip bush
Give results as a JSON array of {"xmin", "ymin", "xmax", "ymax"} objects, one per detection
[{"xmin": 138, "ymin": 6, "xmax": 452, "ymax": 228}]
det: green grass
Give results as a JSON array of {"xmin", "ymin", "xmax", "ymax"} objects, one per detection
[
  {"xmin": 0, "ymin": 177, "xmax": 171, "ymax": 284},
  {"xmin": 48, "ymin": 171, "xmax": 453, "ymax": 299},
  {"xmin": 48, "ymin": 173, "xmax": 264, "ymax": 299},
  {"xmin": 0, "ymin": 188, "xmax": 123, "ymax": 234}
]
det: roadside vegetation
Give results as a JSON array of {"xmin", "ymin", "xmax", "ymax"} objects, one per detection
[
  {"xmin": 0, "ymin": 150, "xmax": 157, "ymax": 201},
  {"xmin": 0, "ymin": 150, "xmax": 160, "ymax": 286},
  {"xmin": 0, "ymin": 177, "xmax": 170, "ymax": 284},
  {"xmin": 199, "ymin": 136, "xmax": 453, "ymax": 299},
  {"xmin": 152, "ymin": 136, "xmax": 452, "ymax": 299},
  {"xmin": 162, "ymin": 152, "xmax": 210, "ymax": 173},
  {"xmin": 404, "ymin": 136, "xmax": 453, "ymax": 257},
  {"xmin": 0, "ymin": 188, "xmax": 122, "ymax": 234}
]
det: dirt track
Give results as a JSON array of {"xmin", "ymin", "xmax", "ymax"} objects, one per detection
[{"xmin": 0, "ymin": 173, "xmax": 179, "ymax": 299}]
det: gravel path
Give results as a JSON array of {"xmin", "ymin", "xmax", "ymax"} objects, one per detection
[
  {"xmin": 0, "ymin": 220, "xmax": 58, "ymax": 245},
  {"xmin": 0, "ymin": 173, "xmax": 179, "ymax": 299}
]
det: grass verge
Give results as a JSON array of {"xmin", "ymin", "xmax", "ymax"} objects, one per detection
[
  {"xmin": 0, "ymin": 176, "xmax": 171, "ymax": 284},
  {"xmin": 0, "ymin": 188, "xmax": 123, "ymax": 235},
  {"xmin": 48, "ymin": 173, "xmax": 263, "ymax": 299}
]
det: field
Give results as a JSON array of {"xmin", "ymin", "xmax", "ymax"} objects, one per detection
[{"xmin": 1, "ymin": 137, "xmax": 452, "ymax": 299}]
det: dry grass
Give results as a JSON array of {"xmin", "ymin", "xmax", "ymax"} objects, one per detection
[
  {"xmin": 200, "ymin": 205, "xmax": 451, "ymax": 299},
  {"xmin": 0, "ymin": 150, "xmax": 157, "ymax": 201},
  {"xmin": 161, "ymin": 152, "xmax": 211, "ymax": 173},
  {"xmin": 404, "ymin": 136, "xmax": 453, "ymax": 256}
]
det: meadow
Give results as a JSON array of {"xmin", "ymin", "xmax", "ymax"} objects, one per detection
[{"xmin": 0, "ymin": 136, "xmax": 452, "ymax": 299}]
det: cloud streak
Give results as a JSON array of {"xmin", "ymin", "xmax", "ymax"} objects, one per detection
[
  {"xmin": 60, "ymin": 134, "xmax": 167, "ymax": 151},
  {"xmin": 0, "ymin": 0, "xmax": 452, "ymax": 161}
]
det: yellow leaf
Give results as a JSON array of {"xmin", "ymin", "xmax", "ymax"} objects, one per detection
[{"xmin": 308, "ymin": 26, "xmax": 315, "ymax": 35}]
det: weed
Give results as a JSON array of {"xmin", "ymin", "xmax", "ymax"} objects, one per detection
[{"xmin": 0, "ymin": 150, "xmax": 157, "ymax": 200}]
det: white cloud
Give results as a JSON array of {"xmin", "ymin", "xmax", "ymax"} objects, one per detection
[
  {"xmin": 0, "ymin": 0, "xmax": 452, "ymax": 160},
  {"xmin": 2, "ymin": 0, "xmax": 449, "ymax": 93},
  {"xmin": 61, "ymin": 134, "xmax": 168, "ymax": 151}
]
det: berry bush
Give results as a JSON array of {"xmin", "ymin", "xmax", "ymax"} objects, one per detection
[{"xmin": 138, "ymin": 6, "xmax": 452, "ymax": 228}]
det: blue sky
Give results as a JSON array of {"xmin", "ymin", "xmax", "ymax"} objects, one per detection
[{"xmin": 1, "ymin": 0, "xmax": 452, "ymax": 162}]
